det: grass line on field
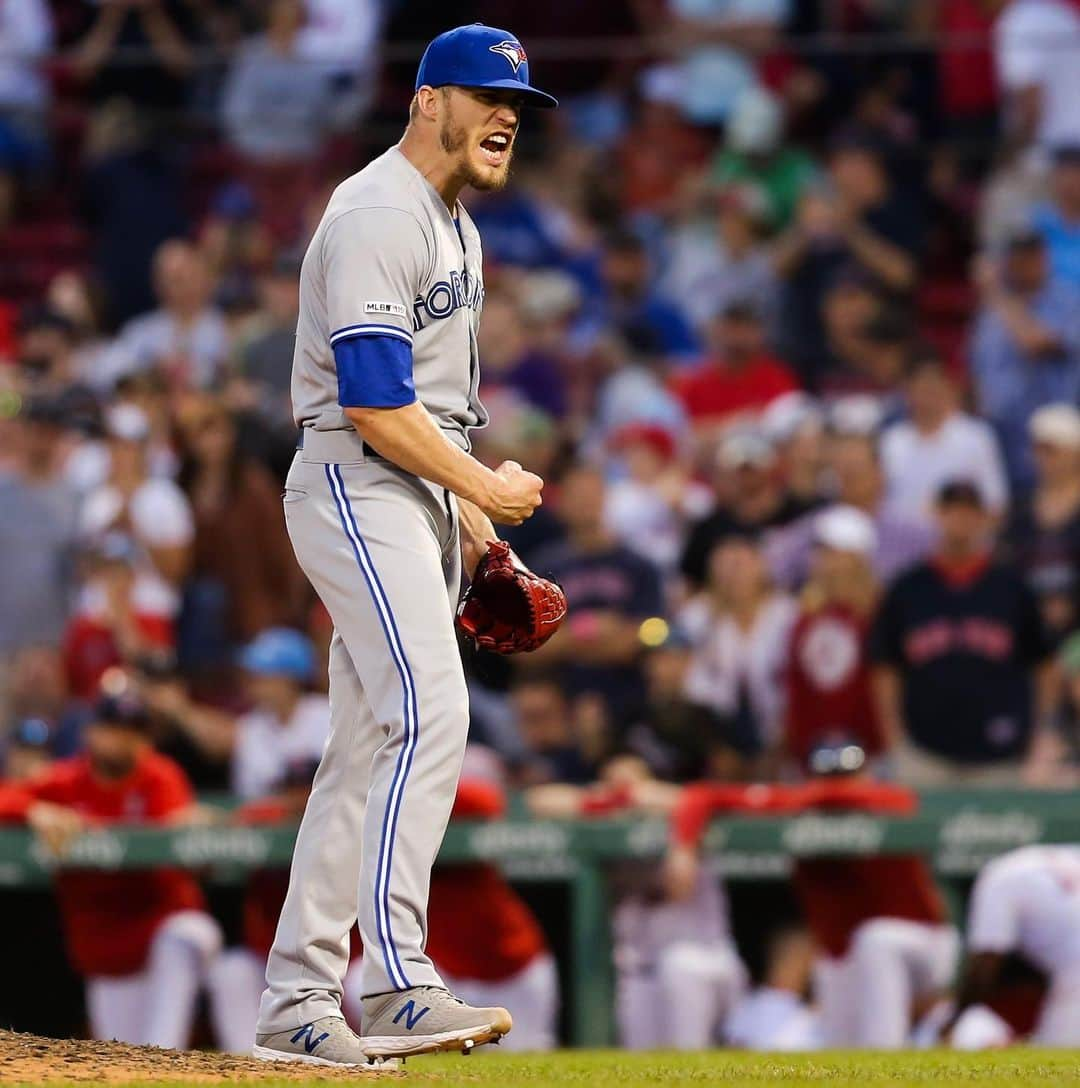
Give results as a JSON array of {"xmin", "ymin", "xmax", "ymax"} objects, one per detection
[{"xmin": 16, "ymin": 1050, "xmax": 1080, "ymax": 1088}]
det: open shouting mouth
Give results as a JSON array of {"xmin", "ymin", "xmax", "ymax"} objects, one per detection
[{"xmin": 479, "ymin": 131, "xmax": 513, "ymax": 167}]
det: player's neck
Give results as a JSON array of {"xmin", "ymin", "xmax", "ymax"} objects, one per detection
[{"xmin": 397, "ymin": 133, "xmax": 465, "ymax": 210}]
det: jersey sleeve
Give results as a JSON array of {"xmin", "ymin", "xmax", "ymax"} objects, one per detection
[{"xmin": 322, "ymin": 207, "xmax": 430, "ymax": 409}]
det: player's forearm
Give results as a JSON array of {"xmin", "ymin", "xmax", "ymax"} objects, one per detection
[
  {"xmin": 346, "ymin": 402, "xmax": 498, "ymax": 507},
  {"xmin": 457, "ymin": 498, "xmax": 499, "ymax": 577}
]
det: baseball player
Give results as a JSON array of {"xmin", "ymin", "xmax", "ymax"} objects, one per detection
[
  {"xmin": 668, "ymin": 758, "xmax": 958, "ymax": 1049},
  {"xmin": 946, "ymin": 845, "xmax": 1080, "ymax": 1045},
  {"xmin": 0, "ymin": 681, "xmax": 222, "ymax": 1048},
  {"xmin": 252, "ymin": 24, "xmax": 563, "ymax": 1066}
]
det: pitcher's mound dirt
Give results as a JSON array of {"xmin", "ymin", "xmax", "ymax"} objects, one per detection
[{"xmin": 0, "ymin": 1030, "xmax": 402, "ymax": 1084}]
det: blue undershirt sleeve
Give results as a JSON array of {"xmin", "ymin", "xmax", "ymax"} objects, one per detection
[{"xmin": 333, "ymin": 332, "xmax": 416, "ymax": 408}]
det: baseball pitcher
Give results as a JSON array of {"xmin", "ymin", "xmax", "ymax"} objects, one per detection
[{"xmin": 252, "ymin": 23, "xmax": 565, "ymax": 1067}]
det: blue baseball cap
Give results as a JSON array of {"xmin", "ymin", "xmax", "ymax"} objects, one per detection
[
  {"xmin": 415, "ymin": 24, "xmax": 558, "ymax": 109},
  {"xmin": 240, "ymin": 627, "xmax": 315, "ymax": 683}
]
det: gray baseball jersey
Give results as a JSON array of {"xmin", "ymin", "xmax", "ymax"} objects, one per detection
[
  {"xmin": 292, "ymin": 146, "xmax": 488, "ymax": 447},
  {"xmin": 257, "ymin": 146, "xmax": 492, "ymax": 1033}
]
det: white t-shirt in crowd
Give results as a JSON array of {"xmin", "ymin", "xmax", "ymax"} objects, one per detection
[
  {"xmin": 967, "ymin": 845, "xmax": 1080, "ymax": 975},
  {"xmin": 680, "ymin": 593, "xmax": 797, "ymax": 747},
  {"xmin": 605, "ymin": 476, "xmax": 714, "ymax": 574},
  {"xmin": 995, "ymin": 0, "xmax": 1080, "ymax": 152},
  {"xmin": 102, "ymin": 308, "xmax": 230, "ymax": 389},
  {"xmin": 79, "ymin": 478, "xmax": 194, "ymax": 616},
  {"xmin": 232, "ymin": 693, "xmax": 331, "ymax": 800},
  {"xmin": 880, "ymin": 412, "xmax": 1009, "ymax": 523}
]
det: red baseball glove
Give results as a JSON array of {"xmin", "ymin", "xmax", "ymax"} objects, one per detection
[{"xmin": 456, "ymin": 540, "xmax": 567, "ymax": 654}]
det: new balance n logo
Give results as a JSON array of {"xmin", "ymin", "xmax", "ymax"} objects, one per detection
[
  {"xmin": 392, "ymin": 999, "xmax": 431, "ymax": 1030},
  {"xmin": 290, "ymin": 1023, "xmax": 330, "ymax": 1053}
]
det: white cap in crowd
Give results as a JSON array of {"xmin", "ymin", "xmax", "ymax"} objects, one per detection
[
  {"xmin": 814, "ymin": 504, "xmax": 878, "ymax": 556},
  {"xmin": 827, "ymin": 394, "xmax": 883, "ymax": 438},
  {"xmin": 1030, "ymin": 403, "xmax": 1080, "ymax": 450},
  {"xmin": 717, "ymin": 429, "xmax": 775, "ymax": 470},
  {"xmin": 761, "ymin": 391, "xmax": 824, "ymax": 445},
  {"xmin": 104, "ymin": 402, "xmax": 150, "ymax": 442}
]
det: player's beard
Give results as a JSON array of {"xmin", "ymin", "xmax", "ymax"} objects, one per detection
[{"xmin": 439, "ymin": 114, "xmax": 513, "ymax": 192}]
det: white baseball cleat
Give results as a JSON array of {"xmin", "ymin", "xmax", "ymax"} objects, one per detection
[
  {"xmin": 359, "ymin": 986, "xmax": 512, "ymax": 1058},
  {"xmin": 252, "ymin": 1015, "xmax": 399, "ymax": 1069}
]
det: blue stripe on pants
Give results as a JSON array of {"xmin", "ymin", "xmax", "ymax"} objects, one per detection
[{"xmin": 325, "ymin": 462, "xmax": 417, "ymax": 991}]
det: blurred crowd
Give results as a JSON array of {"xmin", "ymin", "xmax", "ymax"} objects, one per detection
[
  {"xmin": 5, "ymin": 0, "xmax": 1080, "ymax": 797},
  {"xmin": 5, "ymin": 0, "xmax": 1080, "ymax": 1052}
]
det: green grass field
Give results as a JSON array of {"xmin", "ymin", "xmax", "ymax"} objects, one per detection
[{"xmin": 31, "ymin": 1050, "xmax": 1080, "ymax": 1088}]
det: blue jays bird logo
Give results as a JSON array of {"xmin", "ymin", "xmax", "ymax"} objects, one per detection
[{"xmin": 489, "ymin": 40, "xmax": 527, "ymax": 72}]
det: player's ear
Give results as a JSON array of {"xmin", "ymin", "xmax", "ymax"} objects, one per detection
[{"xmin": 413, "ymin": 86, "xmax": 441, "ymax": 124}]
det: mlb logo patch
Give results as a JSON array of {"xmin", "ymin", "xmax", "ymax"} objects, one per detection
[
  {"xmin": 489, "ymin": 40, "xmax": 527, "ymax": 73},
  {"xmin": 364, "ymin": 301, "xmax": 407, "ymax": 318}
]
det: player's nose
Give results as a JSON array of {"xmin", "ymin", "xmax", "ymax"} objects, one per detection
[{"xmin": 495, "ymin": 102, "xmax": 520, "ymax": 128}]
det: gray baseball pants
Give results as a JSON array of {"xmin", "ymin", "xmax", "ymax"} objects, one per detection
[{"xmin": 256, "ymin": 428, "xmax": 466, "ymax": 1033}]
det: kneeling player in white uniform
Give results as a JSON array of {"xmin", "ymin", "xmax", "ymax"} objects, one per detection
[{"xmin": 948, "ymin": 845, "xmax": 1080, "ymax": 1046}]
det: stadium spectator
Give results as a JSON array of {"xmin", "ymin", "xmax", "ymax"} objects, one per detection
[
  {"xmin": 71, "ymin": 0, "xmax": 199, "ymax": 115},
  {"xmin": 775, "ymin": 135, "xmax": 919, "ymax": 387},
  {"xmin": 614, "ymin": 66, "xmax": 712, "ymax": 217},
  {"xmin": 970, "ymin": 228, "xmax": 1080, "ymax": 490},
  {"xmin": 15, "ymin": 306, "xmax": 95, "ymax": 402},
  {"xmin": 477, "ymin": 289, "xmax": 569, "ymax": 420},
  {"xmin": 231, "ymin": 628, "xmax": 327, "ymax": 801},
  {"xmin": 80, "ymin": 100, "xmax": 189, "ymax": 327},
  {"xmin": 603, "ymin": 422, "xmax": 712, "ymax": 575},
  {"xmin": 229, "ymin": 249, "xmax": 303, "ymax": 435},
  {"xmin": 991, "ymin": 0, "xmax": 1080, "ymax": 157},
  {"xmin": 589, "ymin": 230, "xmax": 700, "ymax": 362},
  {"xmin": 881, "ymin": 351, "xmax": 1009, "ymax": 526},
  {"xmin": 222, "ymin": 0, "xmax": 335, "ymax": 164},
  {"xmin": 681, "ymin": 533, "xmax": 797, "ymax": 764},
  {"xmin": 819, "ymin": 304, "xmax": 912, "ymax": 407},
  {"xmin": 0, "ymin": 403, "xmax": 80, "ymax": 665},
  {"xmin": 708, "ymin": 86, "xmax": 817, "ymax": 231},
  {"xmin": 871, "ymin": 479, "xmax": 1056, "ymax": 785},
  {"xmin": 297, "ymin": 0, "xmax": 382, "ymax": 130},
  {"xmin": 949, "ymin": 845, "xmax": 1080, "ymax": 1045},
  {"xmin": 0, "ymin": 0, "xmax": 53, "ymax": 148},
  {"xmin": 766, "ymin": 428, "xmax": 934, "ymax": 590},
  {"xmin": 1, "ymin": 644, "xmax": 80, "ymax": 756},
  {"xmin": 1032, "ymin": 145, "xmax": 1080, "ymax": 287},
  {"xmin": 509, "ymin": 673, "xmax": 602, "ymax": 786},
  {"xmin": 0, "ymin": 681, "xmax": 222, "ymax": 1048},
  {"xmin": 2, "ymin": 717, "xmax": 54, "ymax": 782},
  {"xmin": 528, "ymin": 464, "xmax": 666, "ymax": 722},
  {"xmin": 796, "ymin": 266, "xmax": 883, "ymax": 397},
  {"xmin": 662, "ymin": 0, "xmax": 789, "ymax": 126},
  {"xmin": 62, "ymin": 534, "xmax": 174, "ymax": 701},
  {"xmin": 670, "ymin": 300, "xmax": 798, "ymax": 437},
  {"xmin": 760, "ymin": 392, "xmax": 826, "ymax": 512},
  {"xmin": 681, "ymin": 430, "xmax": 806, "ymax": 588},
  {"xmin": 660, "ymin": 183, "xmax": 778, "ymax": 337},
  {"xmin": 620, "ymin": 627, "xmax": 739, "ymax": 783},
  {"xmin": 105, "ymin": 241, "xmax": 228, "ymax": 389},
  {"xmin": 79, "ymin": 403, "xmax": 194, "ymax": 619},
  {"xmin": 784, "ymin": 506, "xmax": 886, "ymax": 772},
  {"xmin": 1001, "ymin": 404, "xmax": 1080, "ymax": 644},
  {"xmin": 175, "ymin": 395, "xmax": 305, "ymax": 657}
]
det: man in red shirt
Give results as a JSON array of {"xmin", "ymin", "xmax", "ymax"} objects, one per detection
[
  {"xmin": 666, "ymin": 747, "xmax": 958, "ymax": 1048},
  {"xmin": 0, "ymin": 679, "xmax": 221, "ymax": 1048},
  {"xmin": 671, "ymin": 300, "xmax": 797, "ymax": 436}
]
